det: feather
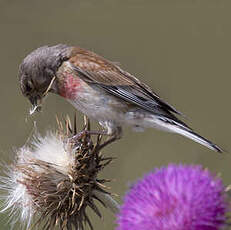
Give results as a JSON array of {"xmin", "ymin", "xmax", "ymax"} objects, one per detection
[{"xmin": 155, "ymin": 116, "xmax": 223, "ymax": 153}]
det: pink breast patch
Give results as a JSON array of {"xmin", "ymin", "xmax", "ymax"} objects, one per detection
[{"xmin": 60, "ymin": 73, "xmax": 82, "ymax": 99}]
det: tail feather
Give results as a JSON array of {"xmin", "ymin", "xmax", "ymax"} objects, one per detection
[
  {"xmin": 155, "ymin": 117, "xmax": 223, "ymax": 153},
  {"xmin": 173, "ymin": 126, "xmax": 223, "ymax": 153}
]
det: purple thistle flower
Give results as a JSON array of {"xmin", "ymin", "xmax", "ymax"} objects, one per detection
[{"xmin": 117, "ymin": 164, "xmax": 228, "ymax": 230}]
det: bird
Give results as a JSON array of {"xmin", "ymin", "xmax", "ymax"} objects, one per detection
[{"xmin": 18, "ymin": 44, "xmax": 222, "ymax": 152}]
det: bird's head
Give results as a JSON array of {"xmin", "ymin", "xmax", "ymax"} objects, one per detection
[{"xmin": 19, "ymin": 44, "xmax": 71, "ymax": 114}]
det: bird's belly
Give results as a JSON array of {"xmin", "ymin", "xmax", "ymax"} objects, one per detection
[
  {"xmin": 68, "ymin": 87, "xmax": 128, "ymax": 123},
  {"xmin": 68, "ymin": 91, "xmax": 168, "ymax": 132}
]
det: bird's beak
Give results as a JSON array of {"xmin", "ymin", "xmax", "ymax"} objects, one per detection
[{"xmin": 29, "ymin": 96, "xmax": 42, "ymax": 115}]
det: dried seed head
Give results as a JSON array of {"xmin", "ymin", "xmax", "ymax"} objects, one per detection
[{"xmin": 1, "ymin": 116, "xmax": 115, "ymax": 230}]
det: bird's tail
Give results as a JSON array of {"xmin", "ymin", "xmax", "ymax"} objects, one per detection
[{"xmin": 154, "ymin": 117, "xmax": 223, "ymax": 153}]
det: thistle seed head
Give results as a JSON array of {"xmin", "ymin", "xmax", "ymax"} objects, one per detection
[{"xmin": 1, "ymin": 116, "xmax": 114, "ymax": 230}]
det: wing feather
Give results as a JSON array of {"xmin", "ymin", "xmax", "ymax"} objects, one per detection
[{"xmin": 68, "ymin": 47, "xmax": 182, "ymax": 116}]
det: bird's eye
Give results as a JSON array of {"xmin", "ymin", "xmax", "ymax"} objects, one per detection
[
  {"xmin": 25, "ymin": 80, "xmax": 34, "ymax": 94},
  {"xmin": 25, "ymin": 81, "xmax": 33, "ymax": 92}
]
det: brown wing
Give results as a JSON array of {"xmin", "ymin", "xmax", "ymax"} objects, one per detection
[{"xmin": 68, "ymin": 47, "xmax": 182, "ymax": 116}]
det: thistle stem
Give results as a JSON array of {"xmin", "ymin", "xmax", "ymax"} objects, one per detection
[{"xmin": 93, "ymin": 190, "xmax": 119, "ymax": 214}]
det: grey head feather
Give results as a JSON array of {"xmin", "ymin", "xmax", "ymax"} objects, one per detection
[{"xmin": 19, "ymin": 44, "xmax": 71, "ymax": 98}]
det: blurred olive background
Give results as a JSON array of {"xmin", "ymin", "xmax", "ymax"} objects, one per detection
[{"xmin": 0, "ymin": 0, "xmax": 230, "ymax": 229}]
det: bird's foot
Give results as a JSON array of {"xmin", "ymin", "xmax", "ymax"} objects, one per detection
[
  {"xmin": 69, "ymin": 118, "xmax": 122, "ymax": 150},
  {"xmin": 69, "ymin": 130, "xmax": 107, "ymax": 143},
  {"xmin": 69, "ymin": 129, "xmax": 120, "ymax": 151}
]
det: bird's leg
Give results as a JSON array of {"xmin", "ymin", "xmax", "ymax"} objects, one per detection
[
  {"xmin": 69, "ymin": 117, "xmax": 106, "ymax": 141},
  {"xmin": 70, "ymin": 128, "xmax": 121, "ymax": 145},
  {"xmin": 70, "ymin": 129, "xmax": 108, "ymax": 141},
  {"xmin": 69, "ymin": 118, "xmax": 122, "ymax": 150}
]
